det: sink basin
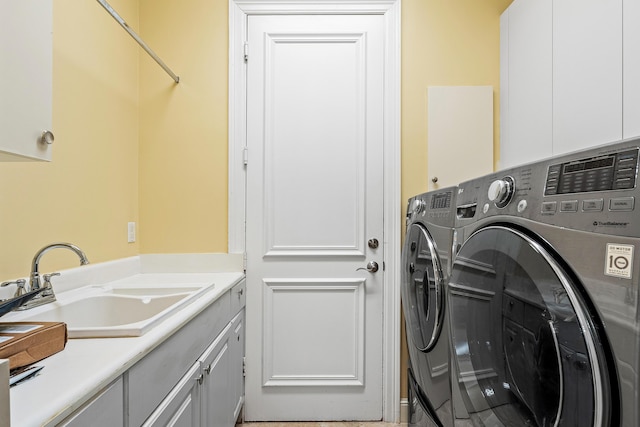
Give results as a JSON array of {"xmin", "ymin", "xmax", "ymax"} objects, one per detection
[
  {"xmin": 20, "ymin": 282, "xmax": 214, "ymax": 338},
  {"xmin": 107, "ymin": 287, "xmax": 202, "ymax": 297}
]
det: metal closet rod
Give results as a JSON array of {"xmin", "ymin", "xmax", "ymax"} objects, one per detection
[{"xmin": 96, "ymin": 0, "xmax": 180, "ymax": 83}]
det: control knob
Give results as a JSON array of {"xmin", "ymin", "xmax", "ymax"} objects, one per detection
[
  {"xmin": 409, "ymin": 198, "xmax": 426, "ymax": 216},
  {"xmin": 487, "ymin": 176, "xmax": 515, "ymax": 208}
]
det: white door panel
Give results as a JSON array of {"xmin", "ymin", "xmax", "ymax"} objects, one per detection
[{"xmin": 245, "ymin": 14, "xmax": 384, "ymax": 421}]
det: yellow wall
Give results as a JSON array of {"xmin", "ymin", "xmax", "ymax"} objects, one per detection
[
  {"xmin": 0, "ymin": 0, "xmax": 510, "ymax": 402},
  {"xmin": 138, "ymin": 0, "xmax": 228, "ymax": 254},
  {"xmin": 402, "ymin": 0, "xmax": 512, "ymax": 204},
  {"xmin": 0, "ymin": 0, "xmax": 139, "ymax": 280}
]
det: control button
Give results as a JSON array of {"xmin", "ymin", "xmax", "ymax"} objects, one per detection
[
  {"xmin": 483, "ymin": 203, "xmax": 489, "ymax": 214},
  {"xmin": 582, "ymin": 199, "xmax": 604, "ymax": 212},
  {"xmin": 560, "ymin": 200, "xmax": 578, "ymax": 212},
  {"xmin": 517, "ymin": 200, "xmax": 528, "ymax": 213},
  {"xmin": 609, "ymin": 197, "xmax": 635, "ymax": 211},
  {"xmin": 542, "ymin": 202, "xmax": 557, "ymax": 213}
]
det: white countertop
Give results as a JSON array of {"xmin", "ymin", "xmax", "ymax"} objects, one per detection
[{"xmin": 0, "ymin": 254, "xmax": 244, "ymax": 427}]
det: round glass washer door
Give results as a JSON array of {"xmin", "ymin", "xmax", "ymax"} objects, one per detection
[
  {"xmin": 448, "ymin": 225, "xmax": 611, "ymax": 427},
  {"xmin": 402, "ymin": 223, "xmax": 445, "ymax": 352}
]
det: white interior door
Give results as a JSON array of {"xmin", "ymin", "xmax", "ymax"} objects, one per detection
[{"xmin": 244, "ymin": 14, "xmax": 385, "ymax": 421}]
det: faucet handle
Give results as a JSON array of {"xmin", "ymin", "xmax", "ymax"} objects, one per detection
[
  {"xmin": 40, "ymin": 272, "xmax": 60, "ymax": 299},
  {"xmin": 1, "ymin": 279, "xmax": 27, "ymax": 297},
  {"xmin": 42, "ymin": 272, "xmax": 61, "ymax": 288}
]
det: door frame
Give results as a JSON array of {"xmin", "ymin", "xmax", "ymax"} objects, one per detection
[{"xmin": 227, "ymin": 0, "xmax": 401, "ymax": 422}]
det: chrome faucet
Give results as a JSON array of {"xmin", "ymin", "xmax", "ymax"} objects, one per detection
[{"xmin": 19, "ymin": 243, "xmax": 90, "ymax": 309}]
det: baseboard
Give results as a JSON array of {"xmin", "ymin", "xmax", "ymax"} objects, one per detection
[{"xmin": 400, "ymin": 398, "xmax": 409, "ymax": 424}]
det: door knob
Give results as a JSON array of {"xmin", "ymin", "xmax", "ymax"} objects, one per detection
[{"xmin": 356, "ymin": 261, "xmax": 379, "ymax": 273}]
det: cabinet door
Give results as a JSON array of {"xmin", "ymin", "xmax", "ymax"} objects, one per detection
[
  {"xmin": 230, "ymin": 310, "xmax": 246, "ymax": 423},
  {"xmin": 499, "ymin": 0, "xmax": 552, "ymax": 169},
  {"xmin": 142, "ymin": 362, "xmax": 202, "ymax": 427},
  {"xmin": 58, "ymin": 378, "xmax": 124, "ymax": 427},
  {"xmin": 427, "ymin": 86, "xmax": 493, "ymax": 188},
  {"xmin": 200, "ymin": 323, "xmax": 233, "ymax": 427},
  {"xmin": 624, "ymin": 0, "xmax": 640, "ymax": 139},
  {"xmin": 0, "ymin": 0, "xmax": 53, "ymax": 161},
  {"xmin": 128, "ymin": 291, "xmax": 230, "ymax": 426},
  {"xmin": 553, "ymin": 0, "xmax": 623, "ymax": 154}
]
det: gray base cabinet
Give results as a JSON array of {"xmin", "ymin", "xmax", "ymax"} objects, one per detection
[
  {"xmin": 200, "ymin": 322, "xmax": 233, "ymax": 426},
  {"xmin": 56, "ymin": 280, "xmax": 246, "ymax": 427},
  {"xmin": 230, "ymin": 309, "xmax": 245, "ymax": 422},
  {"xmin": 142, "ymin": 363, "xmax": 202, "ymax": 427},
  {"xmin": 58, "ymin": 378, "xmax": 124, "ymax": 427}
]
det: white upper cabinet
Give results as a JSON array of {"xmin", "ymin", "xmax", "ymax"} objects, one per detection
[
  {"xmin": 427, "ymin": 86, "xmax": 494, "ymax": 189},
  {"xmin": 499, "ymin": 0, "xmax": 552, "ymax": 170},
  {"xmin": 500, "ymin": 0, "xmax": 631, "ymax": 169},
  {"xmin": 624, "ymin": 0, "xmax": 640, "ymax": 139},
  {"xmin": 553, "ymin": 0, "xmax": 623, "ymax": 154},
  {"xmin": 0, "ymin": 0, "xmax": 53, "ymax": 161}
]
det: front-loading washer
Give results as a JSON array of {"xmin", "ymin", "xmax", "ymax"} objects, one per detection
[
  {"xmin": 402, "ymin": 187, "xmax": 456, "ymax": 427},
  {"xmin": 448, "ymin": 137, "xmax": 640, "ymax": 426}
]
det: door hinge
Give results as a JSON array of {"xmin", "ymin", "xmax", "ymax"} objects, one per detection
[
  {"xmin": 243, "ymin": 147, "xmax": 248, "ymax": 166},
  {"xmin": 243, "ymin": 42, "xmax": 249, "ymax": 62},
  {"xmin": 242, "ymin": 252, "xmax": 247, "ymax": 272},
  {"xmin": 243, "ymin": 357, "xmax": 247, "ymax": 377}
]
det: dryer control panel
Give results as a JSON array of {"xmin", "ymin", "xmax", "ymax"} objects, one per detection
[
  {"xmin": 455, "ymin": 138, "xmax": 640, "ymax": 238},
  {"xmin": 544, "ymin": 148, "xmax": 638, "ymax": 195}
]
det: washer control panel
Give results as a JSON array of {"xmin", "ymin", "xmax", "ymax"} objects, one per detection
[
  {"xmin": 545, "ymin": 148, "xmax": 638, "ymax": 195},
  {"xmin": 406, "ymin": 187, "xmax": 456, "ymax": 229},
  {"xmin": 455, "ymin": 139, "xmax": 640, "ymax": 237}
]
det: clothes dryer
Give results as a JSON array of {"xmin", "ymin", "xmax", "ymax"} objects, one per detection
[
  {"xmin": 402, "ymin": 188, "xmax": 456, "ymax": 427},
  {"xmin": 449, "ymin": 138, "xmax": 640, "ymax": 426}
]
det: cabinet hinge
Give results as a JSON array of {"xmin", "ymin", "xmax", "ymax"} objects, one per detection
[
  {"xmin": 242, "ymin": 147, "xmax": 248, "ymax": 166},
  {"xmin": 243, "ymin": 42, "xmax": 249, "ymax": 62}
]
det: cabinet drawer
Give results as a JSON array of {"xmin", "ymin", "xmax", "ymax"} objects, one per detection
[
  {"xmin": 128, "ymin": 291, "xmax": 230, "ymax": 426},
  {"xmin": 230, "ymin": 279, "xmax": 246, "ymax": 315},
  {"xmin": 58, "ymin": 377, "xmax": 123, "ymax": 427}
]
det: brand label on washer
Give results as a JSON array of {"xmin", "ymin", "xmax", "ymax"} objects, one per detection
[{"xmin": 605, "ymin": 244, "xmax": 634, "ymax": 279}]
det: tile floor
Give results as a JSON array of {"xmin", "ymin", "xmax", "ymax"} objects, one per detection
[{"xmin": 238, "ymin": 424, "xmax": 400, "ymax": 427}]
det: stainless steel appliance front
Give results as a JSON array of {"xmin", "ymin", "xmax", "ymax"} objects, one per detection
[{"xmin": 449, "ymin": 137, "xmax": 640, "ymax": 426}]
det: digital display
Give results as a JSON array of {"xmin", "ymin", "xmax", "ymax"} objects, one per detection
[
  {"xmin": 431, "ymin": 192, "xmax": 452, "ymax": 209},
  {"xmin": 563, "ymin": 157, "xmax": 614, "ymax": 174},
  {"xmin": 545, "ymin": 148, "xmax": 638, "ymax": 195}
]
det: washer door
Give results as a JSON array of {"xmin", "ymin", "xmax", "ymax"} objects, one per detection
[
  {"xmin": 408, "ymin": 368, "xmax": 443, "ymax": 427},
  {"xmin": 402, "ymin": 223, "xmax": 446, "ymax": 352},
  {"xmin": 448, "ymin": 225, "xmax": 611, "ymax": 427}
]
